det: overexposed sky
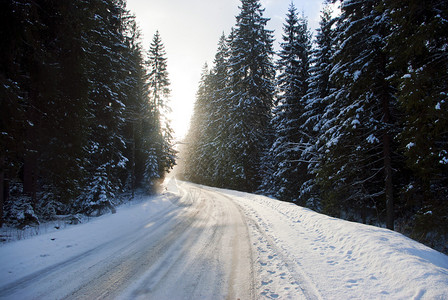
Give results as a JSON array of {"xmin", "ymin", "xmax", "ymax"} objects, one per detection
[{"xmin": 125, "ymin": 0, "xmax": 326, "ymax": 140}]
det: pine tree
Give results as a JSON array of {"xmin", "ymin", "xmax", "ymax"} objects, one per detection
[
  {"xmin": 38, "ymin": 1, "xmax": 91, "ymax": 207},
  {"xmin": 184, "ymin": 64, "xmax": 213, "ymax": 184},
  {"xmin": 225, "ymin": 0, "xmax": 275, "ymax": 191},
  {"xmin": 299, "ymin": 4, "xmax": 336, "ymax": 209},
  {"xmin": 318, "ymin": 0, "xmax": 398, "ymax": 228},
  {"xmin": 79, "ymin": 0, "xmax": 130, "ymax": 215},
  {"xmin": 387, "ymin": 0, "xmax": 448, "ymax": 239},
  {"xmin": 120, "ymin": 14, "xmax": 147, "ymax": 197},
  {"xmin": 260, "ymin": 4, "xmax": 312, "ymax": 203},
  {"xmin": 206, "ymin": 33, "xmax": 232, "ymax": 187},
  {"xmin": 184, "ymin": 34, "xmax": 232, "ymax": 187},
  {"xmin": 146, "ymin": 31, "xmax": 176, "ymax": 185},
  {"xmin": 1, "ymin": 0, "xmax": 45, "ymax": 225}
]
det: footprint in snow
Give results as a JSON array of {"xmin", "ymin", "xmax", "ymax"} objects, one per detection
[
  {"xmin": 261, "ymin": 290, "xmax": 279, "ymax": 299},
  {"xmin": 327, "ymin": 260, "xmax": 338, "ymax": 265},
  {"xmin": 261, "ymin": 279, "xmax": 273, "ymax": 285},
  {"xmin": 345, "ymin": 279, "xmax": 359, "ymax": 288}
]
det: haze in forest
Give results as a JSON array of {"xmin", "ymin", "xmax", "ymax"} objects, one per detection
[{"xmin": 126, "ymin": 0, "xmax": 326, "ymax": 139}]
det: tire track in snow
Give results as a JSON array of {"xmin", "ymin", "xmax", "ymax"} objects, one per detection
[
  {"xmin": 209, "ymin": 190, "xmax": 256, "ymax": 300},
  {"xmin": 218, "ymin": 191, "xmax": 324, "ymax": 300},
  {"xmin": 0, "ymin": 200, "xmax": 182, "ymax": 299},
  {"xmin": 121, "ymin": 181, "xmax": 256, "ymax": 299},
  {"xmin": 127, "ymin": 186, "xmax": 225, "ymax": 299},
  {"xmin": 66, "ymin": 193, "xmax": 204, "ymax": 299}
]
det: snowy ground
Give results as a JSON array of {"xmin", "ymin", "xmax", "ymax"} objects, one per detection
[{"xmin": 0, "ymin": 179, "xmax": 447, "ymax": 299}]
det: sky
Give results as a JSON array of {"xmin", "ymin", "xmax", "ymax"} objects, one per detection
[{"xmin": 125, "ymin": 0, "xmax": 328, "ymax": 140}]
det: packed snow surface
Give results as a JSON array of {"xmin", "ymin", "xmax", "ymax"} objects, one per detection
[{"xmin": 0, "ymin": 179, "xmax": 447, "ymax": 299}]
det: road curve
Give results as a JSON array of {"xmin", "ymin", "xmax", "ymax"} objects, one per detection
[{"xmin": 0, "ymin": 179, "xmax": 256, "ymax": 299}]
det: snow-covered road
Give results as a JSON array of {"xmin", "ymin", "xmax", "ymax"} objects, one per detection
[
  {"xmin": 0, "ymin": 180, "xmax": 255, "ymax": 299},
  {"xmin": 0, "ymin": 179, "xmax": 447, "ymax": 299}
]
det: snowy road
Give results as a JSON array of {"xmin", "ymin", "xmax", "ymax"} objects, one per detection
[
  {"xmin": 1, "ymin": 179, "xmax": 447, "ymax": 299},
  {"xmin": 0, "ymin": 180, "xmax": 256, "ymax": 299}
]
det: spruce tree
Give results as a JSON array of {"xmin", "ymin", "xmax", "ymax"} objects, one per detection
[
  {"xmin": 318, "ymin": 0, "xmax": 398, "ymax": 228},
  {"xmin": 146, "ymin": 31, "xmax": 176, "ymax": 185},
  {"xmin": 260, "ymin": 4, "xmax": 312, "ymax": 203},
  {"xmin": 80, "ymin": 0, "xmax": 130, "ymax": 215},
  {"xmin": 299, "ymin": 4, "xmax": 336, "ymax": 209},
  {"xmin": 1, "ymin": 0, "xmax": 49, "ymax": 224},
  {"xmin": 184, "ymin": 64, "xmax": 213, "ymax": 184},
  {"xmin": 120, "ymin": 15, "xmax": 148, "ymax": 196},
  {"xmin": 225, "ymin": 0, "xmax": 275, "ymax": 191},
  {"xmin": 184, "ymin": 34, "xmax": 232, "ymax": 187},
  {"xmin": 387, "ymin": 0, "xmax": 448, "ymax": 238},
  {"xmin": 207, "ymin": 33, "xmax": 232, "ymax": 187}
]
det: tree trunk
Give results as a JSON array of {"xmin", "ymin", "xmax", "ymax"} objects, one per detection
[
  {"xmin": 131, "ymin": 121, "xmax": 136, "ymax": 199},
  {"xmin": 0, "ymin": 155, "xmax": 4, "ymax": 227},
  {"xmin": 383, "ymin": 133, "xmax": 394, "ymax": 230},
  {"xmin": 382, "ymin": 79, "xmax": 394, "ymax": 230},
  {"xmin": 24, "ymin": 87, "xmax": 39, "ymax": 206},
  {"xmin": 23, "ymin": 150, "xmax": 37, "ymax": 205}
]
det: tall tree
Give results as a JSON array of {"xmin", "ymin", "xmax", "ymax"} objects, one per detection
[
  {"xmin": 299, "ymin": 4, "xmax": 336, "ymax": 209},
  {"xmin": 183, "ymin": 64, "xmax": 213, "ymax": 184},
  {"xmin": 1, "ymin": 0, "xmax": 42, "ymax": 223},
  {"xmin": 146, "ymin": 31, "xmax": 176, "ymax": 185},
  {"xmin": 120, "ymin": 14, "xmax": 148, "ymax": 197},
  {"xmin": 183, "ymin": 34, "xmax": 233, "ymax": 187},
  {"xmin": 206, "ymin": 33, "xmax": 233, "ymax": 187},
  {"xmin": 225, "ymin": 0, "xmax": 276, "ymax": 191},
  {"xmin": 79, "ymin": 0, "xmax": 130, "ymax": 215},
  {"xmin": 260, "ymin": 4, "xmax": 312, "ymax": 203},
  {"xmin": 387, "ymin": 0, "xmax": 448, "ymax": 237},
  {"xmin": 318, "ymin": 0, "xmax": 398, "ymax": 228}
]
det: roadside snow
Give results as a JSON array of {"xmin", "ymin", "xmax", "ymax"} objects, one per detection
[
  {"xmin": 217, "ymin": 187, "xmax": 448, "ymax": 299},
  {"xmin": 0, "ymin": 180, "xmax": 447, "ymax": 299},
  {"xmin": 0, "ymin": 193, "xmax": 177, "ymax": 289}
]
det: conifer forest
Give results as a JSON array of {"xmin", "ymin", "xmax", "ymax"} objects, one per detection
[
  {"xmin": 182, "ymin": 0, "xmax": 448, "ymax": 252},
  {"xmin": 1, "ymin": 0, "xmax": 447, "ymax": 254},
  {"xmin": 1, "ymin": 1, "xmax": 176, "ymax": 227}
]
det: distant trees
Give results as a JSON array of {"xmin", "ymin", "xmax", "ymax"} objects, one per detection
[
  {"xmin": 184, "ymin": 0, "xmax": 275, "ymax": 192},
  {"xmin": 184, "ymin": 0, "xmax": 448, "ymax": 252},
  {"xmin": 183, "ymin": 63, "xmax": 214, "ymax": 185},
  {"xmin": 145, "ymin": 31, "xmax": 176, "ymax": 187},
  {"xmin": 0, "ymin": 0, "xmax": 175, "ymax": 227}
]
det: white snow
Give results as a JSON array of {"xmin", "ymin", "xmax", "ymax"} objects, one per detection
[
  {"xmin": 0, "ymin": 179, "xmax": 447, "ymax": 299},
  {"xmin": 366, "ymin": 133, "xmax": 379, "ymax": 144},
  {"xmin": 351, "ymin": 118, "xmax": 360, "ymax": 128},
  {"xmin": 222, "ymin": 187, "xmax": 448, "ymax": 299},
  {"xmin": 440, "ymin": 156, "xmax": 448, "ymax": 165},
  {"xmin": 407, "ymin": 142, "xmax": 416, "ymax": 149}
]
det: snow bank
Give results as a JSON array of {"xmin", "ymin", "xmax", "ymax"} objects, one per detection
[
  {"xmin": 1, "ymin": 180, "xmax": 447, "ymax": 299},
  {"xmin": 0, "ymin": 194, "xmax": 177, "ymax": 288},
  {"xmin": 220, "ymin": 188, "xmax": 448, "ymax": 299}
]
